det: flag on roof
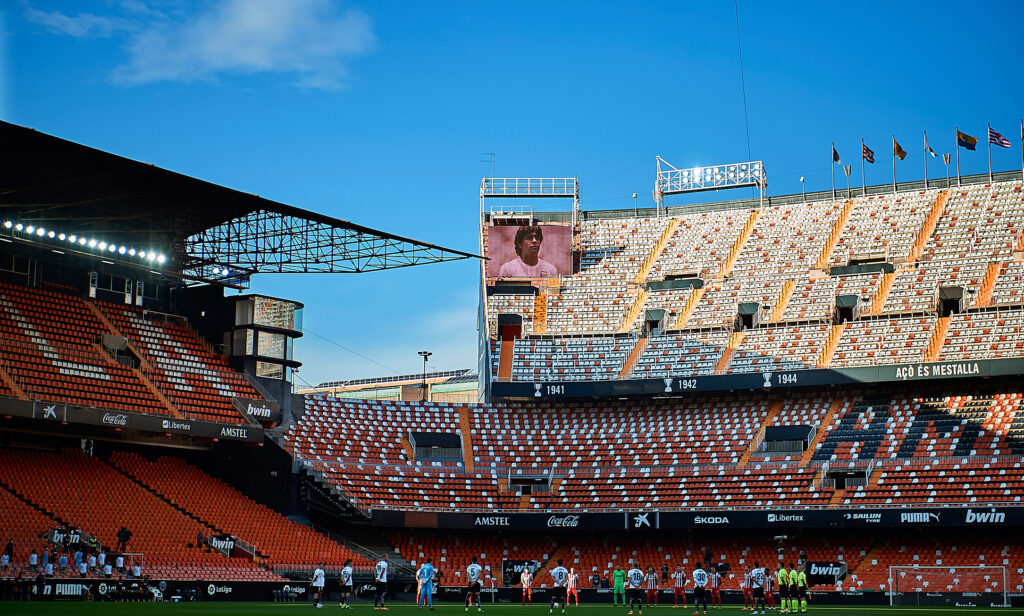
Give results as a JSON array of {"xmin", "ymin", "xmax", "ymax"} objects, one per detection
[
  {"xmin": 862, "ymin": 143, "xmax": 874, "ymax": 163},
  {"xmin": 988, "ymin": 126, "xmax": 1011, "ymax": 149},
  {"xmin": 957, "ymin": 130, "xmax": 978, "ymax": 150},
  {"xmin": 893, "ymin": 137, "xmax": 907, "ymax": 161}
]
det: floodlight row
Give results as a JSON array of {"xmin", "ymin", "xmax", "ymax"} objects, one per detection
[{"xmin": 2, "ymin": 220, "xmax": 166, "ymax": 264}]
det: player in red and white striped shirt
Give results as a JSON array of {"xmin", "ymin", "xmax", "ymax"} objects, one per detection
[
  {"xmin": 764, "ymin": 565, "xmax": 775, "ymax": 611},
  {"xmin": 645, "ymin": 566, "xmax": 659, "ymax": 607},
  {"xmin": 742, "ymin": 567, "xmax": 752, "ymax": 611},
  {"xmin": 709, "ymin": 568, "xmax": 722, "ymax": 607},
  {"xmin": 566, "ymin": 568, "xmax": 580, "ymax": 607},
  {"xmin": 672, "ymin": 565, "xmax": 688, "ymax": 608},
  {"xmin": 521, "ymin": 568, "xmax": 534, "ymax": 606}
]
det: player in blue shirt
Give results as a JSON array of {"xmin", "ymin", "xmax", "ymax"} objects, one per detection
[{"xmin": 417, "ymin": 558, "xmax": 437, "ymax": 610}]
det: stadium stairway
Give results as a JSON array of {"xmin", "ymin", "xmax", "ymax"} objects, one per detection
[
  {"xmin": 0, "ymin": 362, "xmax": 27, "ymax": 399},
  {"xmin": 816, "ymin": 323, "xmax": 847, "ymax": 368},
  {"xmin": 767, "ymin": 280, "xmax": 796, "ymax": 323},
  {"xmin": 457, "ymin": 406, "xmax": 475, "ymax": 473},
  {"xmin": 104, "ymin": 457, "xmax": 244, "ymax": 550},
  {"xmin": 671, "ymin": 286, "xmax": 705, "ymax": 329},
  {"xmin": 974, "ymin": 262, "xmax": 1002, "ymax": 307},
  {"xmin": 82, "ymin": 301, "xmax": 183, "ymax": 419},
  {"xmin": 718, "ymin": 209, "xmax": 761, "ymax": 278},
  {"xmin": 737, "ymin": 399, "xmax": 783, "ymax": 468},
  {"xmin": 924, "ymin": 316, "xmax": 951, "ymax": 361},
  {"xmin": 633, "ymin": 218, "xmax": 680, "ymax": 284},
  {"xmin": 814, "ymin": 199, "xmax": 857, "ymax": 269},
  {"xmin": 0, "ymin": 480, "xmax": 67, "ymax": 527},
  {"xmin": 497, "ymin": 339, "xmax": 514, "ymax": 381},
  {"xmin": 906, "ymin": 189, "xmax": 949, "ymax": 263},
  {"xmin": 867, "ymin": 271, "xmax": 896, "ymax": 315},
  {"xmin": 617, "ymin": 337, "xmax": 648, "ymax": 379},
  {"xmin": 714, "ymin": 331, "xmax": 745, "ymax": 374},
  {"xmin": 617, "ymin": 288, "xmax": 649, "ymax": 333},
  {"xmin": 799, "ymin": 397, "xmax": 850, "ymax": 467},
  {"xmin": 532, "ymin": 293, "xmax": 547, "ymax": 335}
]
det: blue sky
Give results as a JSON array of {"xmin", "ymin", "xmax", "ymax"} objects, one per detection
[{"xmin": 3, "ymin": 0, "xmax": 1023, "ymax": 388}]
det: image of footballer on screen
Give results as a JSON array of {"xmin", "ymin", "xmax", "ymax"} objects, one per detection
[{"xmin": 497, "ymin": 225, "xmax": 560, "ymax": 277}]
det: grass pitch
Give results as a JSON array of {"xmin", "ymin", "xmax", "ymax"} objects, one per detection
[{"xmin": 1, "ymin": 602, "xmax": 1021, "ymax": 616}]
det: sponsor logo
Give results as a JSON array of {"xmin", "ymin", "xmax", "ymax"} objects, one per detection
[
  {"xmin": 809, "ymin": 564, "xmax": 843, "ymax": 577},
  {"xmin": 955, "ymin": 602, "xmax": 977, "ymax": 608},
  {"xmin": 209, "ymin": 537, "xmax": 235, "ymax": 550},
  {"xmin": 633, "ymin": 513, "xmax": 650, "ymax": 528},
  {"xmin": 965, "ymin": 509, "xmax": 1005, "ymax": 525},
  {"xmin": 43, "ymin": 404, "xmax": 58, "ymax": 420},
  {"xmin": 219, "ymin": 427, "xmax": 248, "ymax": 439},
  {"xmin": 895, "ymin": 362, "xmax": 980, "ymax": 381},
  {"xmin": 98, "ymin": 583, "xmax": 108, "ymax": 595},
  {"xmin": 53, "ymin": 583, "xmax": 87, "ymax": 596},
  {"xmin": 207, "ymin": 584, "xmax": 232, "ymax": 595},
  {"xmin": 247, "ymin": 403, "xmax": 274, "ymax": 419},
  {"xmin": 844, "ymin": 512, "xmax": 881, "ymax": 523},
  {"xmin": 900, "ymin": 512, "xmax": 940, "ymax": 524},
  {"xmin": 160, "ymin": 419, "xmax": 192, "ymax": 432},
  {"xmin": 694, "ymin": 516, "xmax": 729, "ymax": 525},
  {"xmin": 102, "ymin": 413, "xmax": 128, "ymax": 426},
  {"xmin": 281, "ymin": 585, "xmax": 307, "ymax": 594},
  {"xmin": 767, "ymin": 513, "xmax": 804, "ymax": 523},
  {"xmin": 547, "ymin": 515, "xmax": 580, "ymax": 528},
  {"xmin": 474, "ymin": 516, "xmax": 510, "ymax": 527}
]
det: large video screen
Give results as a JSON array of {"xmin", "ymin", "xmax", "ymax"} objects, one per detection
[{"xmin": 486, "ymin": 224, "xmax": 572, "ymax": 278}]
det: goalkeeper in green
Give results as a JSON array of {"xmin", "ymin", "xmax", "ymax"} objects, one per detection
[{"xmin": 613, "ymin": 566, "xmax": 626, "ymax": 606}]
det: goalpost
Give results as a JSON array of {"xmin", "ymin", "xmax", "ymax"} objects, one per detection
[{"xmin": 889, "ymin": 565, "xmax": 1007, "ymax": 607}]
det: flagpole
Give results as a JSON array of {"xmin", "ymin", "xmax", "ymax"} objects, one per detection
[
  {"xmin": 831, "ymin": 141, "xmax": 836, "ymax": 201},
  {"xmin": 923, "ymin": 131, "xmax": 929, "ymax": 190},
  {"xmin": 892, "ymin": 135, "xmax": 897, "ymax": 194},
  {"xmin": 1020, "ymin": 119, "xmax": 1023, "ymax": 182},
  {"xmin": 956, "ymin": 127, "xmax": 962, "ymax": 186},
  {"xmin": 861, "ymin": 139, "xmax": 866, "ymax": 196},
  {"xmin": 988, "ymin": 123, "xmax": 993, "ymax": 183}
]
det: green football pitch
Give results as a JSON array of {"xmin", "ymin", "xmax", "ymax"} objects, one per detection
[{"xmin": 1, "ymin": 603, "xmax": 1021, "ymax": 616}]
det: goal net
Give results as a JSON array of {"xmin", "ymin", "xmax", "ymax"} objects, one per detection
[{"xmin": 889, "ymin": 565, "xmax": 1007, "ymax": 607}]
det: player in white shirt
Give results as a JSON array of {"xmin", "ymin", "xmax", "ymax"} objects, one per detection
[
  {"xmin": 311, "ymin": 562, "xmax": 326, "ymax": 609},
  {"xmin": 549, "ymin": 559, "xmax": 569, "ymax": 615},
  {"xmin": 566, "ymin": 567, "xmax": 581, "ymax": 607},
  {"xmin": 466, "ymin": 556, "xmax": 483, "ymax": 612},
  {"xmin": 520, "ymin": 567, "xmax": 534, "ymax": 605},
  {"xmin": 374, "ymin": 555, "xmax": 389, "ymax": 610},
  {"xmin": 750, "ymin": 563, "xmax": 766, "ymax": 615},
  {"xmin": 691, "ymin": 567, "xmax": 709, "ymax": 616},
  {"xmin": 340, "ymin": 559, "xmax": 354, "ymax": 609},
  {"xmin": 626, "ymin": 563, "xmax": 646, "ymax": 615}
]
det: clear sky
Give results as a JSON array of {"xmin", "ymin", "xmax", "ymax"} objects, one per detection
[{"xmin": 4, "ymin": 0, "xmax": 1023, "ymax": 389}]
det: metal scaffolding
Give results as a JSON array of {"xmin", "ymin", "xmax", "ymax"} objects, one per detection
[{"xmin": 184, "ymin": 208, "xmax": 478, "ymax": 284}]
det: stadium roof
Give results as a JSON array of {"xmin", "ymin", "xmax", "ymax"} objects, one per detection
[{"xmin": 0, "ymin": 121, "xmax": 479, "ymax": 284}]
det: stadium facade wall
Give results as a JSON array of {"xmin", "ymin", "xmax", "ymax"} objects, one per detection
[{"xmin": 491, "ymin": 357, "xmax": 1024, "ymax": 399}]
